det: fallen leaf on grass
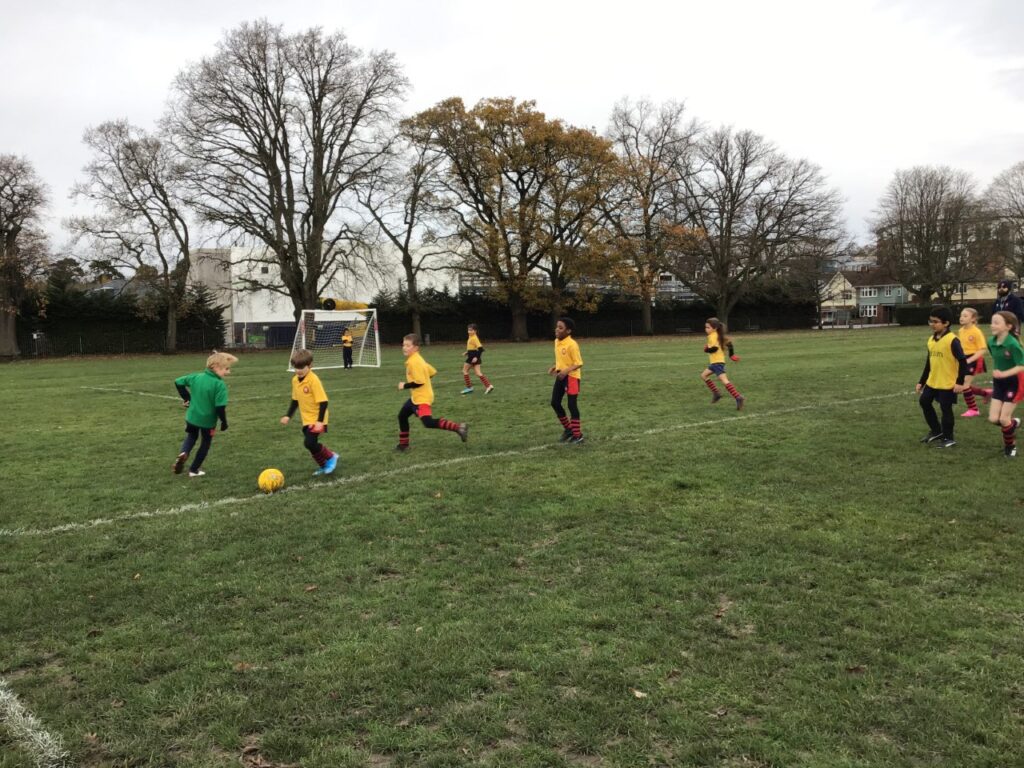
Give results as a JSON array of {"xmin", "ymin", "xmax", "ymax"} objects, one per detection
[
  {"xmin": 132, "ymin": 573, "xmax": 141, "ymax": 581},
  {"xmin": 846, "ymin": 665, "xmax": 867, "ymax": 674},
  {"xmin": 304, "ymin": 584, "xmax": 318, "ymax": 592},
  {"xmin": 110, "ymin": 698, "xmax": 124, "ymax": 708},
  {"xmin": 234, "ymin": 662, "xmax": 255, "ymax": 672},
  {"xmin": 630, "ymin": 688, "xmax": 648, "ymax": 699},
  {"xmin": 709, "ymin": 707, "xmax": 728, "ymax": 718}
]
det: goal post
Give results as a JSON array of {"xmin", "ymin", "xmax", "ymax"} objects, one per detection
[{"xmin": 288, "ymin": 308, "xmax": 381, "ymax": 370}]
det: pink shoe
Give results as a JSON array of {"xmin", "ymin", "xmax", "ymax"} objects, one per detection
[{"xmin": 961, "ymin": 408, "xmax": 981, "ymax": 418}]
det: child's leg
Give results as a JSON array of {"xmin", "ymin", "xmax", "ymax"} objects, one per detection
[
  {"xmin": 937, "ymin": 392, "xmax": 955, "ymax": 439},
  {"xmin": 303, "ymin": 426, "xmax": 335, "ymax": 468},
  {"xmin": 991, "ymin": 400, "xmax": 1020, "ymax": 452},
  {"xmin": 462, "ymin": 362, "xmax": 472, "ymax": 389},
  {"xmin": 719, "ymin": 372, "xmax": 743, "ymax": 402},
  {"xmin": 179, "ymin": 423, "xmax": 199, "ymax": 456},
  {"xmin": 190, "ymin": 428, "xmax": 214, "ymax": 473},
  {"xmin": 701, "ymin": 368, "xmax": 720, "ymax": 398},
  {"xmin": 551, "ymin": 378, "xmax": 571, "ymax": 433},
  {"xmin": 474, "ymin": 364, "xmax": 492, "ymax": 389},
  {"xmin": 417, "ymin": 404, "xmax": 467, "ymax": 441},
  {"xmin": 919, "ymin": 387, "xmax": 942, "ymax": 437},
  {"xmin": 962, "ymin": 375, "xmax": 979, "ymax": 413},
  {"xmin": 567, "ymin": 395, "xmax": 582, "ymax": 438},
  {"xmin": 397, "ymin": 399, "xmax": 416, "ymax": 447}
]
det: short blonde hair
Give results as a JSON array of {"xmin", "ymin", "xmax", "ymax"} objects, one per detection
[
  {"xmin": 961, "ymin": 307, "xmax": 979, "ymax": 321},
  {"xmin": 207, "ymin": 351, "xmax": 239, "ymax": 369}
]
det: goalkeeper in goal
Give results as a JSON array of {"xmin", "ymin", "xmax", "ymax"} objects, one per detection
[{"xmin": 396, "ymin": 334, "xmax": 468, "ymax": 451}]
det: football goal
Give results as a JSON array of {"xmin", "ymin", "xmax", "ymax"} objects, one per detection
[{"xmin": 288, "ymin": 308, "xmax": 381, "ymax": 370}]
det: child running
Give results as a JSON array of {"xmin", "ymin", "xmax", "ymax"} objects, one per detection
[
  {"xmin": 172, "ymin": 351, "xmax": 238, "ymax": 477},
  {"xmin": 549, "ymin": 317, "xmax": 584, "ymax": 444},
  {"xmin": 280, "ymin": 349, "xmax": 339, "ymax": 475},
  {"xmin": 916, "ymin": 306, "xmax": 969, "ymax": 448},
  {"xmin": 396, "ymin": 334, "xmax": 468, "ymax": 451},
  {"xmin": 986, "ymin": 310, "xmax": 1024, "ymax": 457},
  {"xmin": 958, "ymin": 307, "xmax": 988, "ymax": 417},
  {"xmin": 700, "ymin": 317, "xmax": 744, "ymax": 410},
  {"xmin": 461, "ymin": 323, "xmax": 494, "ymax": 394}
]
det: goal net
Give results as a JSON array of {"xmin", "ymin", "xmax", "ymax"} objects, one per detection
[{"xmin": 288, "ymin": 308, "xmax": 381, "ymax": 370}]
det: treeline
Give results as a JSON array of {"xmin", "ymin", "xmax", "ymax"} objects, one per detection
[{"xmin": 373, "ymin": 286, "xmax": 815, "ymax": 345}]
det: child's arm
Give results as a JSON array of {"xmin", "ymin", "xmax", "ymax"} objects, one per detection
[
  {"xmin": 951, "ymin": 338, "xmax": 969, "ymax": 391},
  {"xmin": 727, "ymin": 341, "xmax": 739, "ymax": 361},
  {"xmin": 280, "ymin": 399, "xmax": 299, "ymax": 425},
  {"xmin": 216, "ymin": 405, "xmax": 228, "ymax": 431},
  {"xmin": 398, "ymin": 381, "xmax": 423, "ymax": 390},
  {"xmin": 916, "ymin": 354, "xmax": 931, "ymax": 393},
  {"xmin": 175, "ymin": 383, "xmax": 190, "ymax": 406}
]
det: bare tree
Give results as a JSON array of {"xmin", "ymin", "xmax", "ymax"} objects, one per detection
[
  {"xmin": 0, "ymin": 155, "xmax": 49, "ymax": 357},
  {"xmin": 166, "ymin": 20, "xmax": 407, "ymax": 320},
  {"xmin": 68, "ymin": 120, "xmax": 193, "ymax": 351},
  {"xmin": 357, "ymin": 129, "xmax": 447, "ymax": 338},
  {"xmin": 406, "ymin": 97, "xmax": 617, "ymax": 340},
  {"xmin": 786, "ymin": 234, "xmax": 853, "ymax": 329},
  {"xmin": 874, "ymin": 166, "xmax": 994, "ymax": 304},
  {"xmin": 603, "ymin": 98, "xmax": 698, "ymax": 334},
  {"xmin": 666, "ymin": 127, "xmax": 844, "ymax": 325},
  {"xmin": 985, "ymin": 161, "xmax": 1024, "ymax": 280}
]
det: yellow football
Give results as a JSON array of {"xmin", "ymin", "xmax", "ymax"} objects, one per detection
[{"xmin": 258, "ymin": 468, "xmax": 285, "ymax": 494}]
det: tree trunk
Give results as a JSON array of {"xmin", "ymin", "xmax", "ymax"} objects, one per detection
[
  {"xmin": 410, "ymin": 308, "xmax": 422, "ymax": 340},
  {"xmin": 166, "ymin": 303, "xmax": 178, "ymax": 353},
  {"xmin": 640, "ymin": 298, "xmax": 653, "ymax": 335},
  {"xmin": 0, "ymin": 311, "xmax": 20, "ymax": 357},
  {"xmin": 716, "ymin": 297, "xmax": 731, "ymax": 329},
  {"xmin": 509, "ymin": 294, "xmax": 529, "ymax": 341}
]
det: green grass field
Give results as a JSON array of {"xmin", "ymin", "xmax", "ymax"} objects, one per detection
[{"xmin": 2, "ymin": 328, "xmax": 1023, "ymax": 767}]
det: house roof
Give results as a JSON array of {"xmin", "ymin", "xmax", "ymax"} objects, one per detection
[{"xmin": 841, "ymin": 267, "xmax": 899, "ymax": 287}]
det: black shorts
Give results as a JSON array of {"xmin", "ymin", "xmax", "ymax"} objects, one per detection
[
  {"xmin": 992, "ymin": 374, "xmax": 1024, "ymax": 403},
  {"xmin": 919, "ymin": 386, "xmax": 957, "ymax": 407},
  {"xmin": 465, "ymin": 351, "xmax": 482, "ymax": 365}
]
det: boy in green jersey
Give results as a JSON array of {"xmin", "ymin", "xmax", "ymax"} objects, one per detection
[{"xmin": 173, "ymin": 351, "xmax": 238, "ymax": 477}]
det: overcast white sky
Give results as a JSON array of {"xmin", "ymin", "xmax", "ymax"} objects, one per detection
[{"xmin": 3, "ymin": 0, "xmax": 1024, "ymax": 247}]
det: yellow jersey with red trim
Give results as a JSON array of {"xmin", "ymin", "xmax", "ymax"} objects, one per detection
[
  {"xmin": 405, "ymin": 351, "xmax": 437, "ymax": 405},
  {"xmin": 342, "ymin": 333, "xmax": 353, "ymax": 348},
  {"xmin": 291, "ymin": 371, "xmax": 329, "ymax": 426},
  {"xmin": 466, "ymin": 333, "xmax": 483, "ymax": 352},
  {"xmin": 958, "ymin": 325, "xmax": 986, "ymax": 357},
  {"xmin": 706, "ymin": 332, "xmax": 726, "ymax": 365},
  {"xmin": 554, "ymin": 336, "xmax": 583, "ymax": 380},
  {"xmin": 925, "ymin": 332, "xmax": 961, "ymax": 390}
]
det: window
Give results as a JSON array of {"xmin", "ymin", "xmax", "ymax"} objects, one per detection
[
  {"xmin": 841, "ymin": 290, "xmax": 853, "ymax": 300},
  {"xmin": 860, "ymin": 287, "xmax": 878, "ymax": 298},
  {"xmin": 884, "ymin": 286, "xmax": 892, "ymax": 297},
  {"xmin": 862, "ymin": 304, "xmax": 878, "ymax": 318}
]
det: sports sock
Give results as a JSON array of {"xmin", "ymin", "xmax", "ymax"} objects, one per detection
[
  {"xmin": 398, "ymin": 430, "xmax": 410, "ymax": 447},
  {"xmin": 704, "ymin": 379, "xmax": 719, "ymax": 395},
  {"xmin": 558, "ymin": 415, "xmax": 570, "ymax": 430},
  {"xmin": 963, "ymin": 390, "xmax": 978, "ymax": 410},
  {"xmin": 463, "ymin": 374, "xmax": 472, "ymax": 387},
  {"xmin": 437, "ymin": 418, "xmax": 460, "ymax": 432},
  {"xmin": 725, "ymin": 382, "xmax": 741, "ymax": 399},
  {"xmin": 1002, "ymin": 423, "xmax": 1016, "ymax": 447},
  {"xmin": 570, "ymin": 418, "xmax": 582, "ymax": 438},
  {"xmin": 479, "ymin": 374, "xmax": 492, "ymax": 387}
]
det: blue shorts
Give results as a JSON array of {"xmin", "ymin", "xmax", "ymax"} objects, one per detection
[{"xmin": 707, "ymin": 363, "xmax": 726, "ymax": 376}]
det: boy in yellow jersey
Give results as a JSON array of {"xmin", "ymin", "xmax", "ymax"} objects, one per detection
[
  {"xmin": 173, "ymin": 351, "xmax": 237, "ymax": 477},
  {"xmin": 700, "ymin": 317, "xmax": 744, "ymax": 410},
  {"xmin": 280, "ymin": 349, "xmax": 339, "ymax": 475},
  {"xmin": 341, "ymin": 327, "xmax": 354, "ymax": 369},
  {"xmin": 461, "ymin": 323, "xmax": 494, "ymax": 395},
  {"xmin": 916, "ymin": 306, "xmax": 969, "ymax": 448},
  {"xmin": 396, "ymin": 334, "xmax": 468, "ymax": 451},
  {"xmin": 957, "ymin": 307, "xmax": 988, "ymax": 417},
  {"xmin": 549, "ymin": 317, "xmax": 585, "ymax": 443}
]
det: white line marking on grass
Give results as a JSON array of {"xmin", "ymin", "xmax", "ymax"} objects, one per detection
[
  {"xmin": 0, "ymin": 677, "xmax": 72, "ymax": 767},
  {"xmin": 80, "ymin": 386, "xmax": 179, "ymax": 400},
  {"xmin": 2, "ymin": 391, "xmax": 912, "ymax": 540}
]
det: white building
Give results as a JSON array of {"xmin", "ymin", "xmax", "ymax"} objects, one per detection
[{"xmin": 190, "ymin": 247, "xmax": 368, "ymax": 348}]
